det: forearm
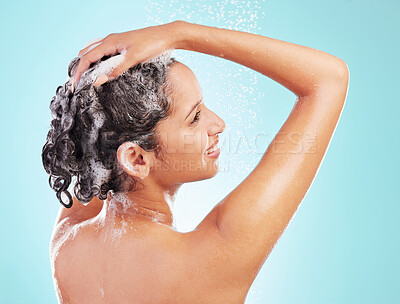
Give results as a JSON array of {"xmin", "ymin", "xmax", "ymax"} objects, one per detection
[{"xmin": 171, "ymin": 20, "xmax": 347, "ymax": 97}]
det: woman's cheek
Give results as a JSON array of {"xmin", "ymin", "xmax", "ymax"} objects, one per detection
[
  {"xmin": 176, "ymin": 130, "xmax": 198, "ymax": 154},
  {"xmin": 194, "ymin": 131, "xmax": 207, "ymax": 155}
]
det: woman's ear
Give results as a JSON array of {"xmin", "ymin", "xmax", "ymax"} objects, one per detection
[{"xmin": 117, "ymin": 142, "xmax": 151, "ymax": 179}]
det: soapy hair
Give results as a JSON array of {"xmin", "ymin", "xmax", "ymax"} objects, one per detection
[{"xmin": 42, "ymin": 51, "xmax": 176, "ymax": 208}]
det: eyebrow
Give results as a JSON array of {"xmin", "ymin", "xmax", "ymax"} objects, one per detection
[{"xmin": 185, "ymin": 98, "xmax": 203, "ymax": 121}]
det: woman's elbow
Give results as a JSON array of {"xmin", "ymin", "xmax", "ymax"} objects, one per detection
[{"xmin": 331, "ymin": 58, "xmax": 350, "ymax": 86}]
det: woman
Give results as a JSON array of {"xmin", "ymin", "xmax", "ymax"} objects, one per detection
[{"xmin": 43, "ymin": 20, "xmax": 349, "ymax": 303}]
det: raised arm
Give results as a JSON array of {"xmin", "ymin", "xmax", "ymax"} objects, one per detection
[
  {"xmin": 71, "ymin": 20, "xmax": 349, "ymax": 288},
  {"xmin": 174, "ymin": 21, "xmax": 349, "ymax": 281}
]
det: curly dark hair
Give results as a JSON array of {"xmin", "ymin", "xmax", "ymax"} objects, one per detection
[{"xmin": 42, "ymin": 51, "xmax": 177, "ymax": 208}]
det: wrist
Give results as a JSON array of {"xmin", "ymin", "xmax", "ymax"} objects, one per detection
[{"xmin": 167, "ymin": 20, "xmax": 193, "ymax": 50}]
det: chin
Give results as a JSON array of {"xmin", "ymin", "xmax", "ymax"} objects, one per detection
[
  {"xmin": 202, "ymin": 161, "xmax": 220, "ymax": 179},
  {"xmin": 183, "ymin": 163, "xmax": 220, "ymax": 183}
]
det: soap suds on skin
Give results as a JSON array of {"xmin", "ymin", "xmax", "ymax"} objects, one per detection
[
  {"xmin": 102, "ymin": 191, "xmax": 142, "ymax": 243},
  {"xmin": 99, "ymin": 285, "xmax": 105, "ymax": 298},
  {"xmin": 49, "ymin": 192, "xmax": 167, "ymax": 299}
]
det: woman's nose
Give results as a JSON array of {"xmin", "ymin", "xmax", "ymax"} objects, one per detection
[{"xmin": 208, "ymin": 111, "xmax": 226, "ymax": 135}]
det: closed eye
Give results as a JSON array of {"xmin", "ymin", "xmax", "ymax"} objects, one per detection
[{"xmin": 190, "ymin": 110, "xmax": 201, "ymax": 125}]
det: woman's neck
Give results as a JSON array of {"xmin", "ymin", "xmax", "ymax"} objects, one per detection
[{"xmin": 103, "ymin": 182, "xmax": 182, "ymax": 227}]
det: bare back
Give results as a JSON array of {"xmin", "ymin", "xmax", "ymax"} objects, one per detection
[{"xmin": 51, "ymin": 204, "xmax": 250, "ymax": 304}]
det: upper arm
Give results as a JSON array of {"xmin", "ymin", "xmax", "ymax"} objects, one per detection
[{"xmin": 195, "ymin": 61, "xmax": 349, "ymax": 281}]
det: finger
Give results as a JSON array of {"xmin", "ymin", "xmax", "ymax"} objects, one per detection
[
  {"xmin": 78, "ymin": 37, "xmax": 105, "ymax": 56},
  {"xmin": 93, "ymin": 74, "xmax": 109, "ymax": 87},
  {"xmin": 78, "ymin": 42, "xmax": 101, "ymax": 57},
  {"xmin": 106, "ymin": 54, "xmax": 135, "ymax": 80},
  {"xmin": 73, "ymin": 43, "xmax": 118, "ymax": 89},
  {"xmin": 78, "ymin": 40, "xmax": 105, "ymax": 57}
]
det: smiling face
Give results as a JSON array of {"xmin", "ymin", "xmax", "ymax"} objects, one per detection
[{"xmin": 150, "ymin": 61, "xmax": 226, "ymax": 186}]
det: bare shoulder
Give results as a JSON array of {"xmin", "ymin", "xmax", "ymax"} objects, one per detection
[
  {"xmin": 54, "ymin": 196, "xmax": 104, "ymax": 227},
  {"xmin": 117, "ymin": 218, "xmax": 248, "ymax": 302},
  {"xmin": 51, "ymin": 212, "xmax": 248, "ymax": 303}
]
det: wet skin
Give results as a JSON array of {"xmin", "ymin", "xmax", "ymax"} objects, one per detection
[{"xmin": 50, "ymin": 21, "xmax": 349, "ymax": 303}]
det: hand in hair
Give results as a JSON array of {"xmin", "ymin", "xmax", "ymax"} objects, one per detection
[
  {"xmin": 72, "ymin": 20, "xmax": 182, "ymax": 92},
  {"xmin": 93, "ymin": 74, "xmax": 110, "ymax": 87}
]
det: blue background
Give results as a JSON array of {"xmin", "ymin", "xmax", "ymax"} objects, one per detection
[{"xmin": 1, "ymin": 0, "xmax": 399, "ymax": 303}]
